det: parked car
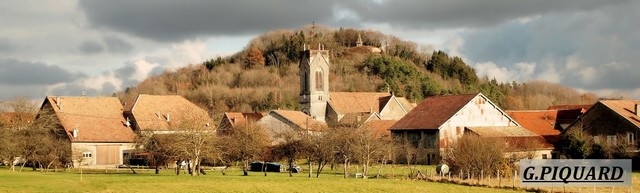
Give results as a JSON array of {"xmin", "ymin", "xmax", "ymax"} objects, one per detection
[{"xmin": 249, "ymin": 162, "xmax": 282, "ymax": 172}]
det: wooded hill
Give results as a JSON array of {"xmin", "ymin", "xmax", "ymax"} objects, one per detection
[{"xmin": 116, "ymin": 25, "xmax": 597, "ymax": 121}]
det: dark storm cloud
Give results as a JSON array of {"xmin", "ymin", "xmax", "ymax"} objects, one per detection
[
  {"xmin": 78, "ymin": 40, "xmax": 104, "ymax": 54},
  {"xmin": 460, "ymin": 1, "xmax": 640, "ymax": 91},
  {"xmin": 345, "ymin": 0, "xmax": 628, "ymax": 29},
  {"xmin": 78, "ymin": 0, "xmax": 341, "ymax": 42},
  {"xmin": 103, "ymin": 36, "xmax": 133, "ymax": 54},
  {"xmin": 0, "ymin": 59, "xmax": 85, "ymax": 85}
]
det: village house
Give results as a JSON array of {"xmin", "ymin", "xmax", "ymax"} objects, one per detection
[
  {"xmin": 217, "ymin": 112, "xmax": 265, "ymax": 132},
  {"xmin": 506, "ymin": 105, "xmax": 590, "ymax": 159},
  {"xmin": 37, "ymin": 96, "xmax": 137, "ymax": 168},
  {"xmin": 389, "ymin": 93, "xmax": 552, "ymax": 164},
  {"xmin": 256, "ymin": 110, "xmax": 324, "ymax": 144},
  {"xmin": 123, "ymin": 94, "xmax": 212, "ymax": 135},
  {"xmin": 298, "ymin": 45, "xmax": 414, "ymax": 126},
  {"xmin": 562, "ymin": 100, "xmax": 640, "ymax": 158}
]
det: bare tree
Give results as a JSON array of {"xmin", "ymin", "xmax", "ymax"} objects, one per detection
[
  {"xmin": 170, "ymin": 114, "xmax": 219, "ymax": 176},
  {"xmin": 352, "ymin": 125, "xmax": 389, "ymax": 178},
  {"xmin": 136, "ymin": 133, "xmax": 179, "ymax": 174},
  {"xmin": 442, "ymin": 134, "xmax": 507, "ymax": 178},
  {"xmin": 221, "ymin": 122, "xmax": 271, "ymax": 176},
  {"xmin": 271, "ymin": 131, "xmax": 306, "ymax": 177}
]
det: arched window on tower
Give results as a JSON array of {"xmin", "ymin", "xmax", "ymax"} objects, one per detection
[
  {"xmin": 303, "ymin": 72, "xmax": 309, "ymax": 94},
  {"xmin": 315, "ymin": 70, "xmax": 323, "ymax": 91}
]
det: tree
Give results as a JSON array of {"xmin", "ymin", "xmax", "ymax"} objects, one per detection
[
  {"xmin": 221, "ymin": 122, "xmax": 271, "ymax": 176},
  {"xmin": 442, "ymin": 134, "xmax": 507, "ymax": 178},
  {"xmin": 136, "ymin": 133, "xmax": 179, "ymax": 175},
  {"xmin": 271, "ymin": 131, "xmax": 307, "ymax": 177},
  {"xmin": 245, "ymin": 47, "xmax": 265, "ymax": 69},
  {"xmin": 170, "ymin": 114, "xmax": 219, "ymax": 176},
  {"xmin": 352, "ymin": 125, "xmax": 389, "ymax": 179}
]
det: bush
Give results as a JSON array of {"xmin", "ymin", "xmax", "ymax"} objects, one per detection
[{"xmin": 442, "ymin": 135, "xmax": 507, "ymax": 178}]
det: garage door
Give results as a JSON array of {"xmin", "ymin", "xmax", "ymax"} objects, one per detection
[{"xmin": 96, "ymin": 146, "xmax": 120, "ymax": 165}]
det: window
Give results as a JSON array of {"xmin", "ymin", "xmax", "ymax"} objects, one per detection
[
  {"xmin": 542, "ymin": 154, "xmax": 548, "ymax": 159},
  {"xmin": 82, "ymin": 152, "xmax": 92, "ymax": 158},
  {"xmin": 315, "ymin": 70, "xmax": 323, "ymax": 91},
  {"xmin": 607, "ymin": 135, "xmax": 617, "ymax": 145},
  {"xmin": 628, "ymin": 132, "xmax": 636, "ymax": 145},
  {"xmin": 424, "ymin": 134, "xmax": 437, "ymax": 148}
]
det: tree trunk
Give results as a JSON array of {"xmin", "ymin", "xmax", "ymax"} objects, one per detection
[
  {"xmin": 221, "ymin": 165, "xmax": 229, "ymax": 176},
  {"xmin": 343, "ymin": 159, "xmax": 349, "ymax": 178},
  {"xmin": 242, "ymin": 160, "xmax": 249, "ymax": 176},
  {"xmin": 262, "ymin": 161, "xmax": 267, "ymax": 176},
  {"xmin": 175, "ymin": 160, "xmax": 181, "ymax": 175},
  {"xmin": 287, "ymin": 158, "xmax": 293, "ymax": 177},
  {"xmin": 308, "ymin": 159, "xmax": 312, "ymax": 178}
]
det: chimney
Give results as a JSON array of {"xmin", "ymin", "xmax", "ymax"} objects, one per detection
[
  {"xmin": 636, "ymin": 103, "xmax": 640, "ymax": 116},
  {"xmin": 166, "ymin": 113, "xmax": 170, "ymax": 122},
  {"xmin": 72, "ymin": 128, "xmax": 78, "ymax": 139}
]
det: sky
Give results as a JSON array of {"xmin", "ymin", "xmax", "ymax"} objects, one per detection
[{"xmin": 1, "ymin": 0, "xmax": 639, "ymax": 101}]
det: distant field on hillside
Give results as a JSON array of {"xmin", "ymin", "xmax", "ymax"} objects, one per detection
[{"xmin": 0, "ymin": 166, "xmax": 523, "ymax": 193}]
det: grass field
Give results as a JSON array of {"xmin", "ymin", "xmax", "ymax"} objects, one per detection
[
  {"xmin": 2, "ymin": 165, "xmax": 638, "ymax": 193},
  {"xmin": 0, "ymin": 166, "xmax": 523, "ymax": 193}
]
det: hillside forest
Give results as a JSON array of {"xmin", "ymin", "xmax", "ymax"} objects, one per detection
[{"xmin": 116, "ymin": 25, "xmax": 597, "ymax": 122}]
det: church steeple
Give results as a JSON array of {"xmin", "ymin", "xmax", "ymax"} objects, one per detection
[{"xmin": 299, "ymin": 44, "xmax": 330, "ymax": 122}]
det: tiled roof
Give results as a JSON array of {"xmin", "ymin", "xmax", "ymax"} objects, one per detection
[
  {"xmin": 362, "ymin": 120, "xmax": 397, "ymax": 139},
  {"xmin": 337, "ymin": 112, "xmax": 373, "ymax": 126},
  {"xmin": 222, "ymin": 112, "xmax": 265, "ymax": 128},
  {"xmin": 126, "ymin": 94, "xmax": 211, "ymax": 131},
  {"xmin": 391, "ymin": 93, "xmax": 479, "ymax": 130},
  {"xmin": 271, "ymin": 110, "xmax": 324, "ymax": 131},
  {"xmin": 546, "ymin": 104, "xmax": 592, "ymax": 111},
  {"xmin": 466, "ymin": 126, "xmax": 553, "ymax": 149},
  {"xmin": 43, "ymin": 96, "xmax": 136, "ymax": 143},
  {"xmin": 466, "ymin": 126, "xmax": 539, "ymax": 138},
  {"xmin": 395, "ymin": 96, "xmax": 416, "ymax": 112},
  {"xmin": 0, "ymin": 112, "xmax": 34, "ymax": 128},
  {"xmin": 506, "ymin": 110, "xmax": 561, "ymax": 144},
  {"xmin": 599, "ymin": 100, "xmax": 640, "ymax": 129},
  {"xmin": 329, "ymin": 92, "xmax": 390, "ymax": 114}
]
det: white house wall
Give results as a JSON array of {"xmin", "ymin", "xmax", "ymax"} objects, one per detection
[
  {"xmin": 379, "ymin": 97, "xmax": 408, "ymax": 120},
  {"xmin": 71, "ymin": 142, "xmax": 134, "ymax": 168},
  {"xmin": 439, "ymin": 95, "xmax": 518, "ymax": 148}
]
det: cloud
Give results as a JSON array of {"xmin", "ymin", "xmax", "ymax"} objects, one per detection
[
  {"xmin": 78, "ymin": 0, "xmax": 344, "ymax": 42},
  {"xmin": 342, "ymin": 0, "xmax": 625, "ymax": 30},
  {"xmin": 103, "ymin": 36, "xmax": 133, "ymax": 54},
  {"xmin": 473, "ymin": 61, "xmax": 536, "ymax": 83},
  {"xmin": 0, "ymin": 37, "xmax": 14, "ymax": 52},
  {"xmin": 0, "ymin": 58, "xmax": 84, "ymax": 85},
  {"xmin": 458, "ymin": 1, "xmax": 640, "ymax": 93},
  {"xmin": 78, "ymin": 40, "xmax": 104, "ymax": 54}
]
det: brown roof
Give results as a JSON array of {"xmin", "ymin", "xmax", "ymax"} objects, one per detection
[
  {"xmin": 546, "ymin": 104, "xmax": 592, "ymax": 111},
  {"xmin": 506, "ymin": 110, "xmax": 561, "ymax": 144},
  {"xmin": 43, "ymin": 96, "xmax": 136, "ymax": 143},
  {"xmin": 222, "ymin": 112, "xmax": 265, "ymax": 128},
  {"xmin": 362, "ymin": 120, "xmax": 397, "ymax": 139},
  {"xmin": 329, "ymin": 92, "xmax": 390, "ymax": 114},
  {"xmin": 337, "ymin": 112, "xmax": 373, "ymax": 126},
  {"xmin": 394, "ymin": 96, "xmax": 416, "ymax": 112},
  {"xmin": 0, "ymin": 112, "xmax": 34, "ymax": 128},
  {"xmin": 466, "ymin": 126, "xmax": 553, "ymax": 149},
  {"xmin": 599, "ymin": 100, "xmax": 640, "ymax": 128},
  {"xmin": 126, "ymin": 94, "xmax": 211, "ymax": 131},
  {"xmin": 390, "ymin": 93, "xmax": 479, "ymax": 130},
  {"xmin": 271, "ymin": 110, "xmax": 324, "ymax": 131}
]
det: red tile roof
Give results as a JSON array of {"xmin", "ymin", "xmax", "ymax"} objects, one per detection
[
  {"xmin": 43, "ymin": 96, "xmax": 136, "ymax": 143},
  {"xmin": 362, "ymin": 120, "xmax": 397, "ymax": 139},
  {"xmin": 220, "ymin": 112, "xmax": 265, "ymax": 129},
  {"xmin": 391, "ymin": 93, "xmax": 479, "ymax": 130},
  {"xmin": 329, "ymin": 92, "xmax": 390, "ymax": 114},
  {"xmin": 546, "ymin": 104, "xmax": 592, "ymax": 111},
  {"xmin": 271, "ymin": 110, "xmax": 324, "ymax": 131},
  {"xmin": 466, "ymin": 126, "xmax": 553, "ymax": 149},
  {"xmin": 126, "ymin": 94, "xmax": 211, "ymax": 131},
  {"xmin": 506, "ymin": 110, "xmax": 561, "ymax": 144}
]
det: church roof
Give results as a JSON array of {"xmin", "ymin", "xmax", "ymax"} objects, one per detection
[{"xmin": 329, "ymin": 92, "xmax": 390, "ymax": 114}]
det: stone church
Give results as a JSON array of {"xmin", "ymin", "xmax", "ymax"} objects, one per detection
[{"xmin": 298, "ymin": 45, "xmax": 415, "ymax": 126}]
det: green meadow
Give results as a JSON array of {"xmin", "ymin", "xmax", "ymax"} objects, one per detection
[{"xmin": 0, "ymin": 166, "xmax": 523, "ymax": 193}]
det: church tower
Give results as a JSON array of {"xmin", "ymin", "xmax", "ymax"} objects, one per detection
[{"xmin": 299, "ymin": 44, "xmax": 330, "ymax": 122}]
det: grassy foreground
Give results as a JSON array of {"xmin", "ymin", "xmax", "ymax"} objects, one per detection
[{"xmin": 0, "ymin": 167, "xmax": 522, "ymax": 193}]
